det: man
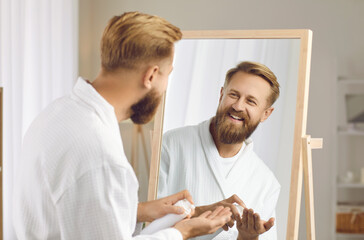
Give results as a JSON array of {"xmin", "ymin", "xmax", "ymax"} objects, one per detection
[
  {"xmin": 12, "ymin": 12, "xmax": 232, "ymax": 240},
  {"xmin": 158, "ymin": 61, "xmax": 281, "ymax": 240}
]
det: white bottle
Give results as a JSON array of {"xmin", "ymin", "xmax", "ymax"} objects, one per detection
[
  {"xmin": 234, "ymin": 203, "xmax": 244, "ymax": 216},
  {"xmin": 140, "ymin": 199, "xmax": 195, "ymax": 235}
]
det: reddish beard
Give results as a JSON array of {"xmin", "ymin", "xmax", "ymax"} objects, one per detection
[
  {"xmin": 213, "ymin": 107, "xmax": 259, "ymax": 144},
  {"xmin": 130, "ymin": 89, "xmax": 161, "ymax": 124}
]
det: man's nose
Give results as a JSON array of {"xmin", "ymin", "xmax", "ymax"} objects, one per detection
[{"xmin": 231, "ymin": 99, "xmax": 246, "ymax": 112}]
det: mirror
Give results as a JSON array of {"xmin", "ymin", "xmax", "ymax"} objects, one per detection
[{"xmin": 148, "ymin": 30, "xmax": 312, "ymax": 240}]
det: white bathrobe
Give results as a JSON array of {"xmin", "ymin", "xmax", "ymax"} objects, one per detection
[
  {"xmin": 13, "ymin": 78, "xmax": 182, "ymax": 240},
  {"xmin": 158, "ymin": 119, "xmax": 280, "ymax": 240}
]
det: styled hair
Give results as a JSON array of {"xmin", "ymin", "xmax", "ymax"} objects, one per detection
[
  {"xmin": 224, "ymin": 61, "xmax": 280, "ymax": 106},
  {"xmin": 100, "ymin": 12, "xmax": 182, "ymax": 71}
]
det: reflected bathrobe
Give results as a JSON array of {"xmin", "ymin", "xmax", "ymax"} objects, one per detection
[
  {"xmin": 13, "ymin": 78, "xmax": 182, "ymax": 240},
  {"xmin": 158, "ymin": 119, "xmax": 280, "ymax": 240}
]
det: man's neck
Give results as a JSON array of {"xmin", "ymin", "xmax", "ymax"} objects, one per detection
[
  {"xmin": 209, "ymin": 118, "xmax": 244, "ymax": 158},
  {"xmin": 90, "ymin": 69, "xmax": 144, "ymax": 122}
]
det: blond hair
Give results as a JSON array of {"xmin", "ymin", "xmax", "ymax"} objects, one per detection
[
  {"xmin": 224, "ymin": 61, "xmax": 280, "ymax": 106},
  {"xmin": 101, "ymin": 12, "xmax": 182, "ymax": 71}
]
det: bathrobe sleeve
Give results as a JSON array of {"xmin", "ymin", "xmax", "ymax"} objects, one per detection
[{"xmin": 55, "ymin": 161, "xmax": 182, "ymax": 240}]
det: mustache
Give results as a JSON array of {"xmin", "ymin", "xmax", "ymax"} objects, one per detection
[{"xmin": 225, "ymin": 108, "xmax": 249, "ymax": 121}]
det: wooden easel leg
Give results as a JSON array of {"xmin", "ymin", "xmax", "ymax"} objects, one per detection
[
  {"xmin": 286, "ymin": 149, "xmax": 303, "ymax": 240},
  {"xmin": 131, "ymin": 124, "xmax": 139, "ymax": 177},
  {"xmin": 131, "ymin": 124, "xmax": 151, "ymax": 179},
  {"xmin": 302, "ymin": 135, "xmax": 316, "ymax": 240},
  {"xmin": 139, "ymin": 125, "xmax": 150, "ymax": 175}
]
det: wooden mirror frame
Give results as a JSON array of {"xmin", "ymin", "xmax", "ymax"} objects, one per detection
[{"xmin": 147, "ymin": 30, "xmax": 313, "ymax": 240}]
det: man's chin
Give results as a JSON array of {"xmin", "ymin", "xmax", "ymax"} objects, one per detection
[
  {"xmin": 129, "ymin": 89, "xmax": 161, "ymax": 124},
  {"xmin": 217, "ymin": 122, "xmax": 250, "ymax": 144},
  {"xmin": 219, "ymin": 136, "xmax": 245, "ymax": 145},
  {"xmin": 223, "ymin": 120, "xmax": 244, "ymax": 131},
  {"xmin": 130, "ymin": 113, "xmax": 154, "ymax": 125}
]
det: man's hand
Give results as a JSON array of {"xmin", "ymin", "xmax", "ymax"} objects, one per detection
[
  {"xmin": 194, "ymin": 194, "xmax": 246, "ymax": 231},
  {"xmin": 174, "ymin": 206, "xmax": 232, "ymax": 240},
  {"xmin": 137, "ymin": 190, "xmax": 194, "ymax": 223},
  {"xmin": 236, "ymin": 208, "xmax": 275, "ymax": 240}
]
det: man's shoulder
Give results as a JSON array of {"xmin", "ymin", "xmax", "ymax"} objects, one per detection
[
  {"xmin": 163, "ymin": 119, "xmax": 210, "ymax": 140},
  {"xmin": 163, "ymin": 123, "xmax": 202, "ymax": 142},
  {"xmin": 28, "ymin": 94, "xmax": 91, "ymax": 132},
  {"xmin": 31, "ymin": 92, "xmax": 105, "ymax": 133},
  {"xmin": 23, "ymin": 93, "xmax": 127, "ymax": 182},
  {"xmin": 161, "ymin": 124, "xmax": 203, "ymax": 154}
]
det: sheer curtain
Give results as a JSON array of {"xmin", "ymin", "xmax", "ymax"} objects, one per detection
[
  {"xmin": 163, "ymin": 38, "xmax": 300, "ymax": 239},
  {"xmin": 0, "ymin": 0, "xmax": 78, "ymax": 238}
]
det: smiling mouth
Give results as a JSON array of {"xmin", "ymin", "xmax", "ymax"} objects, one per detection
[{"xmin": 229, "ymin": 113, "xmax": 244, "ymax": 121}]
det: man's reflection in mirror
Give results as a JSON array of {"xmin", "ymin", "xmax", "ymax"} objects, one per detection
[{"xmin": 158, "ymin": 61, "xmax": 281, "ymax": 240}]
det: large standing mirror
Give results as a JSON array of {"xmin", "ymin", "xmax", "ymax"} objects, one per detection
[{"xmin": 148, "ymin": 30, "xmax": 312, "ymax": 240}]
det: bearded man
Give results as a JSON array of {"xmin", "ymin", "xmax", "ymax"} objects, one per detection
[
  {"xmin": 12, "ymin": 12, "xmax": 233, "ymax": 240},
  {"xmin": 158, "ymin": 61, "xmax": 281, "ymax": 240}
]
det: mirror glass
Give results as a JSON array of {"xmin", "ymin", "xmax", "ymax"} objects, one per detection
[{"xmin": 157, "ymin": 38, "xmax": 301, "ymax": 239}]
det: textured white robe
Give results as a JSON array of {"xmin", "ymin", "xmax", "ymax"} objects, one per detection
[
  {"xmin": 158, "ymin": 119, "xmax": 280, "ymax": 240},
  {"xmin": 13, "ymin": 78, "xmax": 182, "ymax": 240}
]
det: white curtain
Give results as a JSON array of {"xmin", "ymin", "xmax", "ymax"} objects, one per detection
[
  {"xmin": 0, "ymin": 0, "xmax": 78, "ymax": 238},
  {"xmin": 163, "ymin": 38, "xmax": 300, "ymax": 239}
]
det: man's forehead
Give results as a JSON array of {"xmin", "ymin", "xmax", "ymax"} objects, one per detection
[
  {"xmin": 229, "ymin": 72, "xmax": 269, "ymax": 87},
  {"xmin": 226, "ymin": 72, "xmax": 271, "ymax": 98}
]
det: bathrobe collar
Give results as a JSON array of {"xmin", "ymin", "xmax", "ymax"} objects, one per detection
[
  {"xmin": 72, "ymin": 77, "xmax": 117, "ymax": 126},
  {"xmin": 72, "ymin": 77, "xmax": 125, "ymax": 155},
  {"xmin": 198, "ymin": 118, "xmax": 254, "ymax": 198}
]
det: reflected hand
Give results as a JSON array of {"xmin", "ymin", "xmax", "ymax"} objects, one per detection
[
  {"xmin": 175, "ymin": 206, "xmax": 232, "ymax": 240},
  {"xmin": 194, "ymin": 194, "xmax": 246, "ymax": 231},
  {"xmin": 236, "ymin": 208, "xmax": 275, "ymax": 240},
  {"xmin": 137, "ymin": 190, "xmax": 194, "ymax": 222}
]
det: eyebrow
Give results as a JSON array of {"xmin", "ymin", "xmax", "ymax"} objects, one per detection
[{"xmin": 229, "ymin": 89, "xmax": 240, "ymax": 95}]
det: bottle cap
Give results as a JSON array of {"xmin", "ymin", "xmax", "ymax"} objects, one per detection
[
  {"xmin": 175, "ymin": 199, "xmax": 195, "ymax": 216},
  {"xmin": 234, "ymin": 203, "xmax": 244, "ymax": 216}
]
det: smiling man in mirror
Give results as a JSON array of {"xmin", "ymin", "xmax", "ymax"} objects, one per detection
[{"xmin": 159, "ymin": 61, "xmax": 281, "ymax": 240}]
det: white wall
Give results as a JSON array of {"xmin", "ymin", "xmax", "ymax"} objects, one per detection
[{"xmin": 78, "ymin": 0, "xmax": 364, "ymax": 239}]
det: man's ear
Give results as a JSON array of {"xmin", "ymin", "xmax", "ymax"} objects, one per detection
[
  {"xmin": 143, "ymin": 65, "xmax": 159, "ymax": 89},
  {"xmin": 219, "ymin": 87, "xmax": 224, "ymax": 103},
  {"xmin": 260, "ymin": 107, "xmax": 274, "ymax": 122}
]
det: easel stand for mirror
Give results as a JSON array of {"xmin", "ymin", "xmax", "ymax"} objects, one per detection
[
  {"xmin": 302, "ymin": 136, "xmax": 323, "ymax": 240},
  {"xmin": 147, "ymin": 30, "xmax": 322, "ymax": 240},
  {"xmin": 131, "ymin": 124, "xmax": 150, "ymax": 178}
]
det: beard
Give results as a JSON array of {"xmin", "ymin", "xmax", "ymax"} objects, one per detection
[
  {"xmin": 130, "ymin": 89, "xmax": 162, "ymax": 124},
  {"xmin": 213, "ymin": 107, "xmax": 260, "ymax": 144}
]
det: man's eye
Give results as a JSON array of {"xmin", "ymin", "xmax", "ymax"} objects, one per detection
[
  {"xmin": 248, "ymin": 99, "xmax": 256, "ymax": 105},
  {"xmin": 229, "ymin": 93, "xmax": 238, "ymax": 98}
]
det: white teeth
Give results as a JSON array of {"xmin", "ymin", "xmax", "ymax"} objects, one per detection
[{"xmin": 230, "ymin": 114, "xmax": 242, "ymax": 120}]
